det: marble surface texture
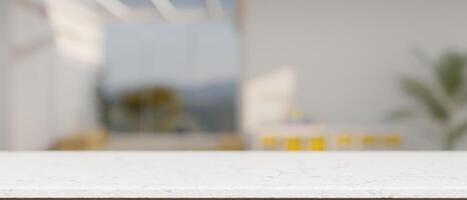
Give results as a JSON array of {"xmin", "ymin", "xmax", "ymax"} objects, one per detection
[{"xmin": 0, "ymin": 152, "xmax": 466, "ymax": 198}]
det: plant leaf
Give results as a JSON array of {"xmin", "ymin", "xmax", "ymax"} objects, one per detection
[
  {"xmin": 434, "ymin": 51, "xmax": 467, "ymax": 97},
  {"xmin": 401, "ymin": 77, "xmax": 449, "ymax": 122}
]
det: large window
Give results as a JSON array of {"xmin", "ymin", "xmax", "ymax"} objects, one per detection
[{"xmin": 101, "ymin": 19, "xmax": 238, "ymax": 134}]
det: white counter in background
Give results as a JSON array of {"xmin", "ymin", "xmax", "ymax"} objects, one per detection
[{"xmin": 0, "ymin": 152, "xmax": 466, "ymax": 199}]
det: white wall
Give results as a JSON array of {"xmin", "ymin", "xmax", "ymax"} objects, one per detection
[
  {"xmin": 46, "ymin": 0, "xmax": 103, "ymax": 140},
  {"xmin": 242, "ymin": 0, "xmax": 467, "ymax": 124},
  {"xmin": 53, "ymin": 58, "xmax": 100, "ymax": 139},
  {"xmin": 0, "ymin": 1, "xmax": 9, "ymax": 150},
  {"xmin": 0, "ymin": 0, "xmax": 102, "ymax": 150},
  {"xmin": 8, "ymin": 1, "xmax": 59, "ymax": 150}
]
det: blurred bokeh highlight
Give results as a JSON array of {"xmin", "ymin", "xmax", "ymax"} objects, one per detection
[{"xmin": 1, "ymin": 0, "xmax": 467, "ymax": 151}]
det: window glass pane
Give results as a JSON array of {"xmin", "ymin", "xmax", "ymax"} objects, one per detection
[{"xmin": 103, "ymin": 22, "xmax": 238, "ymax": 133}]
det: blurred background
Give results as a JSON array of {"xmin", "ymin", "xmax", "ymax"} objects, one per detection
[{"xmin": 1, "ymin": 0, "xmax": 467, "ymax": 151}]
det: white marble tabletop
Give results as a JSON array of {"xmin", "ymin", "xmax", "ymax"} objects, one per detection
[{"xmin": 0, "ymin": 152, "xmax": 466, "ymax": 198}]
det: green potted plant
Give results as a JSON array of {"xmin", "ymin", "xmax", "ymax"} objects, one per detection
[{"xmin": 390, "ymin": 50, "xmax": 467, "ymax": 150}]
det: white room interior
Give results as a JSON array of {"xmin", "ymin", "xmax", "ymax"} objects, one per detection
[
  {"xmin": 240, "ymin": 0, "xmax": 467, "ymax": 149},
  {"xmin": 1, "ymin": 0, "xmax": 467, "ymax": 150}
]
